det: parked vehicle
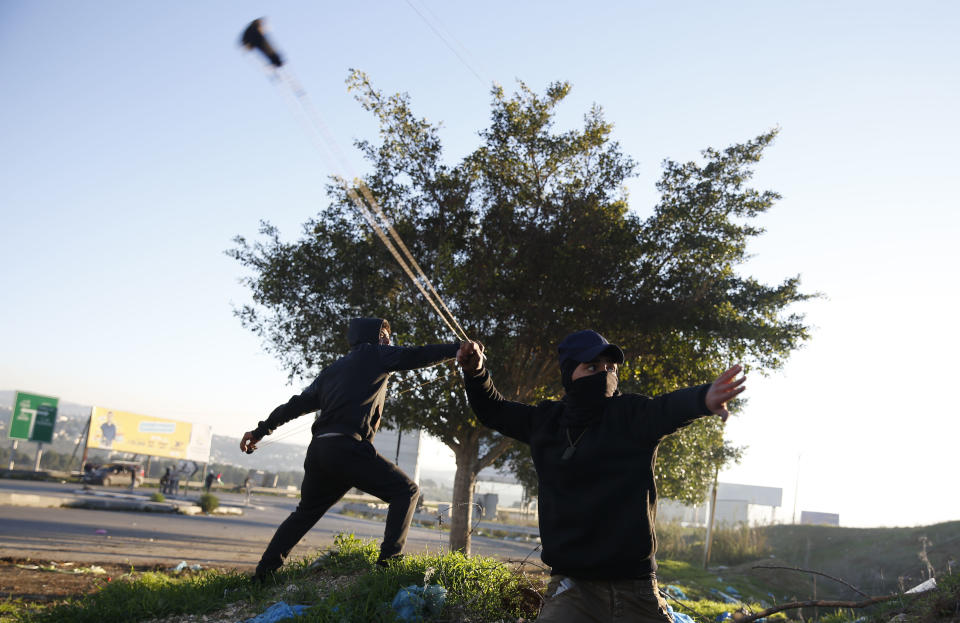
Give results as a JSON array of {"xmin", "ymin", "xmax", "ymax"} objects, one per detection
[{"xmin": 82, "ymin": 461, "xmax": 144, "ymax": 487}]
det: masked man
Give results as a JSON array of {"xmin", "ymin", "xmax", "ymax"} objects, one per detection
[
  {"xmin": 241, "ymin": 317, "xmax": 460, "ymax": 579},
  {"xmin": 456, "ymin": 330, "xmax": 745, "ymax": 622}
]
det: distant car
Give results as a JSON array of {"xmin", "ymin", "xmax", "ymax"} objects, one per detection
[{"xmin": 82, "ymin": 462, "xmax": 145, "ymax": 487}]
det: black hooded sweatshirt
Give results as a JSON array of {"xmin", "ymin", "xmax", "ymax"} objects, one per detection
[
  {"xmin": 463, "ymin": 368, "xmax": 711, "ymax": 581},
  {"xmin": 253, "ymin": 318, "xmax": 459, "ymax": 441}
]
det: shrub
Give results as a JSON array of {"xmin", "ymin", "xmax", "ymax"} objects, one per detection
[
  {"xmin": 149, "ymin": 492, "xmax": 165, "ymax": 503},
  {"xmin": 198, "ymin": 493, "xmax": 219, "ymax": 513}
]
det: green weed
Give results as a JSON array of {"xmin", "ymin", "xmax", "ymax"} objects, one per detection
[
  {"xmin": 301, "ymin": 534, "xmax": 541, "ymax": 622},
  {"xmin": 656, "ymin": 520, "xmax": 772, "ymax": 566},
  {"xmin": 14, "ymin": 569, "xmax": 260, "ymax": 623},
  {"xmin": 198, "ymin": 493, "xmax": 219, "ymax": 513}
]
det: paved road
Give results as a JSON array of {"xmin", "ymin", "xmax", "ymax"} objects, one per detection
[{"xmin": 0, "ymin": 479, "xmax": 542, "ymax": 570}]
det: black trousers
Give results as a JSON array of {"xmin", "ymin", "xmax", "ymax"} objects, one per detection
[{"xmin": 255, "ymin": 435, "xmax": 420, "ymax": 574}]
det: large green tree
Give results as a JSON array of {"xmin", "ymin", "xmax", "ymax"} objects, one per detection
[{"xmin": 229, "ymin": 71, "xmax": 812, "ymax": 553}]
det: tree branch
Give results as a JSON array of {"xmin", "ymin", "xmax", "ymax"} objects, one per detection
[
  {"xmin": 476, "ymin": 436, "xmax": 515, "ymax": 472},
  {"xmin": 738, "ymin": 593, "xmax": 916, "ymax": 623},
  {"xmin": 751, "ymin": 564, "xmax": 870, "ymax": 598}
]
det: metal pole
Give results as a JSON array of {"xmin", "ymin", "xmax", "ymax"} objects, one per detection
[
  {"xmin": 33, "ymin": 443, "xmax": 43, "ymax": 471},
  {"xmin": 79, "ymin": 411, "xmax": 93, "ymax": 473},
  {"xmin": 703, "ymin": 466, "xmax": 719, "ymax": 568},
  {"xmin": 792, "ymin": 453, "xmax": 801, "ymax": 524},
  {"xmin": 69, "ymin": 414, "xmax": 91, "ymax": 474},
  {"xmin": 395, "ymin": 429, "xmax": 402, "ymax": 464},
  {"xmin": 8, "ymin": 440, "xmax": 18, "ymax": 470}
]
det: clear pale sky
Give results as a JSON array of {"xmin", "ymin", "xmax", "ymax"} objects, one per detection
[{"xmin": 2, "ymin": 2, "xmax": 957, "ymax": 528}]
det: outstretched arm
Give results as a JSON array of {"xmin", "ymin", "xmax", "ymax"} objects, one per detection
[
  {"xmin": 629, "ymin": 364, "xmax": 746, "ymax": 441},
  {"xmin": 239, "ymin": 383, "xmax": 324, "ymax": 454},
  {"xmin": 378, "ymin": 342, "xmax": 460, "ymax": 372}
]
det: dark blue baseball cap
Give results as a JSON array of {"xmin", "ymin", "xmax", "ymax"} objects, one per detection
[{"xmin": 557, "ymin": 330, "xmax": 625, "ymax": 366}]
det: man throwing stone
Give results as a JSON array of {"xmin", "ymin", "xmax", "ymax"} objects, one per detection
[{"xmin": 241, "ymin": 317, "xmax": 460, "ymax": 579}]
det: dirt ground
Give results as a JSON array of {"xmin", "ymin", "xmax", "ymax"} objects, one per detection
[{"xmin": 0, "ymin": 556, "xmax": 232, "ymax": 603}]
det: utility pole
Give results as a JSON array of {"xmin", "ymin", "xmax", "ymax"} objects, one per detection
[
  {"xmin": 703, "ymin": 465, "xmax": 720, "ymax": 568},
  {"xmin": 68, "ymin": 414, "xmax": 91, "ymax": 474},
  {"xmin": 792, "ymin": 453, "xmax": 801, "ymax": 524}
]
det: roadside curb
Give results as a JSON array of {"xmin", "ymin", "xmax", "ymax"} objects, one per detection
[{"xmin": 0, "ymin": 491, "xmax": 243, "ymax": 516}]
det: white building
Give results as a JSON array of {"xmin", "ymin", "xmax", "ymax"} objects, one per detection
[
  {"xmin": 800, "ymin": 510, "xmax": 839, "ymax": 526},
  {"xmin": 658, "ymin": 482, "xmax": 784, "ymax": 526},
  {"xmin": 371, "ymin": 428, "xmax": 424, "ymax": 484}
]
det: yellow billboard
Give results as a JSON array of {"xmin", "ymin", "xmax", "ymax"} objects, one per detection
[{"xmin": 88, "ymin": 407, "xmax": 193, "ymax": 459}]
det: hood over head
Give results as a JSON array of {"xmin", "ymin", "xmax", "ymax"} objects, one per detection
[{"xmin": 348, "ymin": 317, "xmax": 387, "ymax": 348}]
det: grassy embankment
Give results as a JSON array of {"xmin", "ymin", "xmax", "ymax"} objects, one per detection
[{"xmin": 2, "ymin": 521, "xmax": 957, "ymax": 622}]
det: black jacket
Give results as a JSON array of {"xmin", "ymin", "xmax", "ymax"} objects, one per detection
[
  {"xmin": 254, "ymin": 318, "xmax": 459, "ymax": 441},
  {"xmin": 464, "ymin": 369, "xmax": 710, "ymax": 580}
]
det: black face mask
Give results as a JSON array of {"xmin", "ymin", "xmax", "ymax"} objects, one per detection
[{"xmin": 564, "ymin": 370, "xmax": 618, "ymax": 424}]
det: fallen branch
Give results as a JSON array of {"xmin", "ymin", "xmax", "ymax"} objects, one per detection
[
  {"xmin": 738, "ymin": 593, "xmax": 917, "ymax": 623},
  {"xmin": 751, "ymin": 564, "xmax": 869, "ymax": 598}
]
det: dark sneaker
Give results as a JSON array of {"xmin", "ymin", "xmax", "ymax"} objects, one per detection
[
  {"xmin": 251, "ymin": 568, "xmax": 279, "ymax": 584},
  {"xmin": 376, "ymin": 554, "xmax": 404, "ymax": 568}
]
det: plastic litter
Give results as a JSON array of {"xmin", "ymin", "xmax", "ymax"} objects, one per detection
[
  {"xmin": 391, "ymin": 584, "xmax": 447, "ymax": 621},
  {"xmin": 663, "ymin": 584, "xmax": 688, "ymax": 600},
  {"xmin": 94, "ymin": 529, "xmax": 107, "ymax": 534},
  {"xmin": 170, "ymin": 561, "xmax": 203, "ymax": 573},
  {"xmin": 905, "ymin": 577, "xmax": 937, "ymax": 594},
  {"xmin": 16, "ymin": 563, "xmax": 106, "ymax": 575},
  {"xmin": 242, "ymin": 601, "xmax": 309, "ymax": 623},
  {"xmin": 715, "ymin": 613, "xmax": 733, "ymax": 622},
  {"xmin": 665, "ymin": 603, "xmax": 695, "ymax": 623},
  {"xmin": 710, "ymin": 588, "xmax": 741, "ymax": 604}
]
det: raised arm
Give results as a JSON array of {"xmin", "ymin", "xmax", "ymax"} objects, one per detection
[
  {"xmin": 457, "ymin": 341, "xmax": 536, "ymax": 443},
  {"xmin": 628, "ymin": 364, "xmax": 746, "ymax": 442},
  {"xmin": 377, "ymin": 342, "xmax": 460, "ymax": 372},
  {"xmin": 239, "ymin": 379, "xmax": 324, "ymax": 454}
]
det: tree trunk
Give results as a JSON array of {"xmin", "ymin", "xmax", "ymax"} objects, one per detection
[{"xmin": 449, "ymin": 433, "xmax": 479, "ymax": 554}]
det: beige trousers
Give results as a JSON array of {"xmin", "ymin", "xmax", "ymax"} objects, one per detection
[{"xmin": 537, "ymin": 574, "xmax": 674, "ymax": 623}]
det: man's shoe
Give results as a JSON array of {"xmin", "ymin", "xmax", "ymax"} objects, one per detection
[
  {"xmin": 376, "ymin": 554, "xmax": 404, "ymax": 568},
  {"xmin": 251, "ymin": 568, "xmax": 279, "ymax": 584}
]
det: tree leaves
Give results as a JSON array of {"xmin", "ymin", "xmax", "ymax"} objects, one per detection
[{"xmin": 228, "ymin": 75, "xmax": 812, "ymax": 511}]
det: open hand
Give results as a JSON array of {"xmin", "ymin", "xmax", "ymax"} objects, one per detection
[
  {"xmin": 240, "ymin": 431, "xmax": 261, "ymax": 454},
  {"xmin": 705, "ymin": 364, "xmax": 746, "ymax": 422},
  {"xmin": 456, "ymin": 341, "xmax": 486, "ymax": 377}
]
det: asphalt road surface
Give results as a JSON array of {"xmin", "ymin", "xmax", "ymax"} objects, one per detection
[{"xmin": 0, "ymin": 479, "xmax": 542, "ymax": 570}]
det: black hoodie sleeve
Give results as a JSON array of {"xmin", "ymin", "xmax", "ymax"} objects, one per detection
[
  {"xmin": 252, "ymin": 376, "xmax": 324, "ymax": 439},
  {"xmin": 626, "ymin": 383, "xmax": 711, "ymax": 442},
  {"xmin": 376, "ymin": 343, "xmax": 459, "ymax": 372},
  {"xmin": 463, "ymin": 369, "xmax": 536, "ymax": 443}
]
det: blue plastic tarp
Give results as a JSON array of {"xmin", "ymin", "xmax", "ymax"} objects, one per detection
[
  {"xmin": 242, "ymin": 601, "xmax": 309, "ymax": 623},
  {"xmin": 391, "ymin": 584, "xmax": 447, "ymax": 621},
  {"xmin": 663, "ymin": 584, "xmax": 689, "ymax": 600},
  {"xmin": 665, "ymin": 603, "xmax": 696, "ymax": 623}
]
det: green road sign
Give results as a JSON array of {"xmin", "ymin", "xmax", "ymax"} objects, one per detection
[{"xmin": 8, "ymin": 392, "xmax": 59, "ymax": 443}]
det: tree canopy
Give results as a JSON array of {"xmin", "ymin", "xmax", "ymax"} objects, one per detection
[{"xmin": 229, "ymin": 71, "xmax": 813, "ymax": 550}]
